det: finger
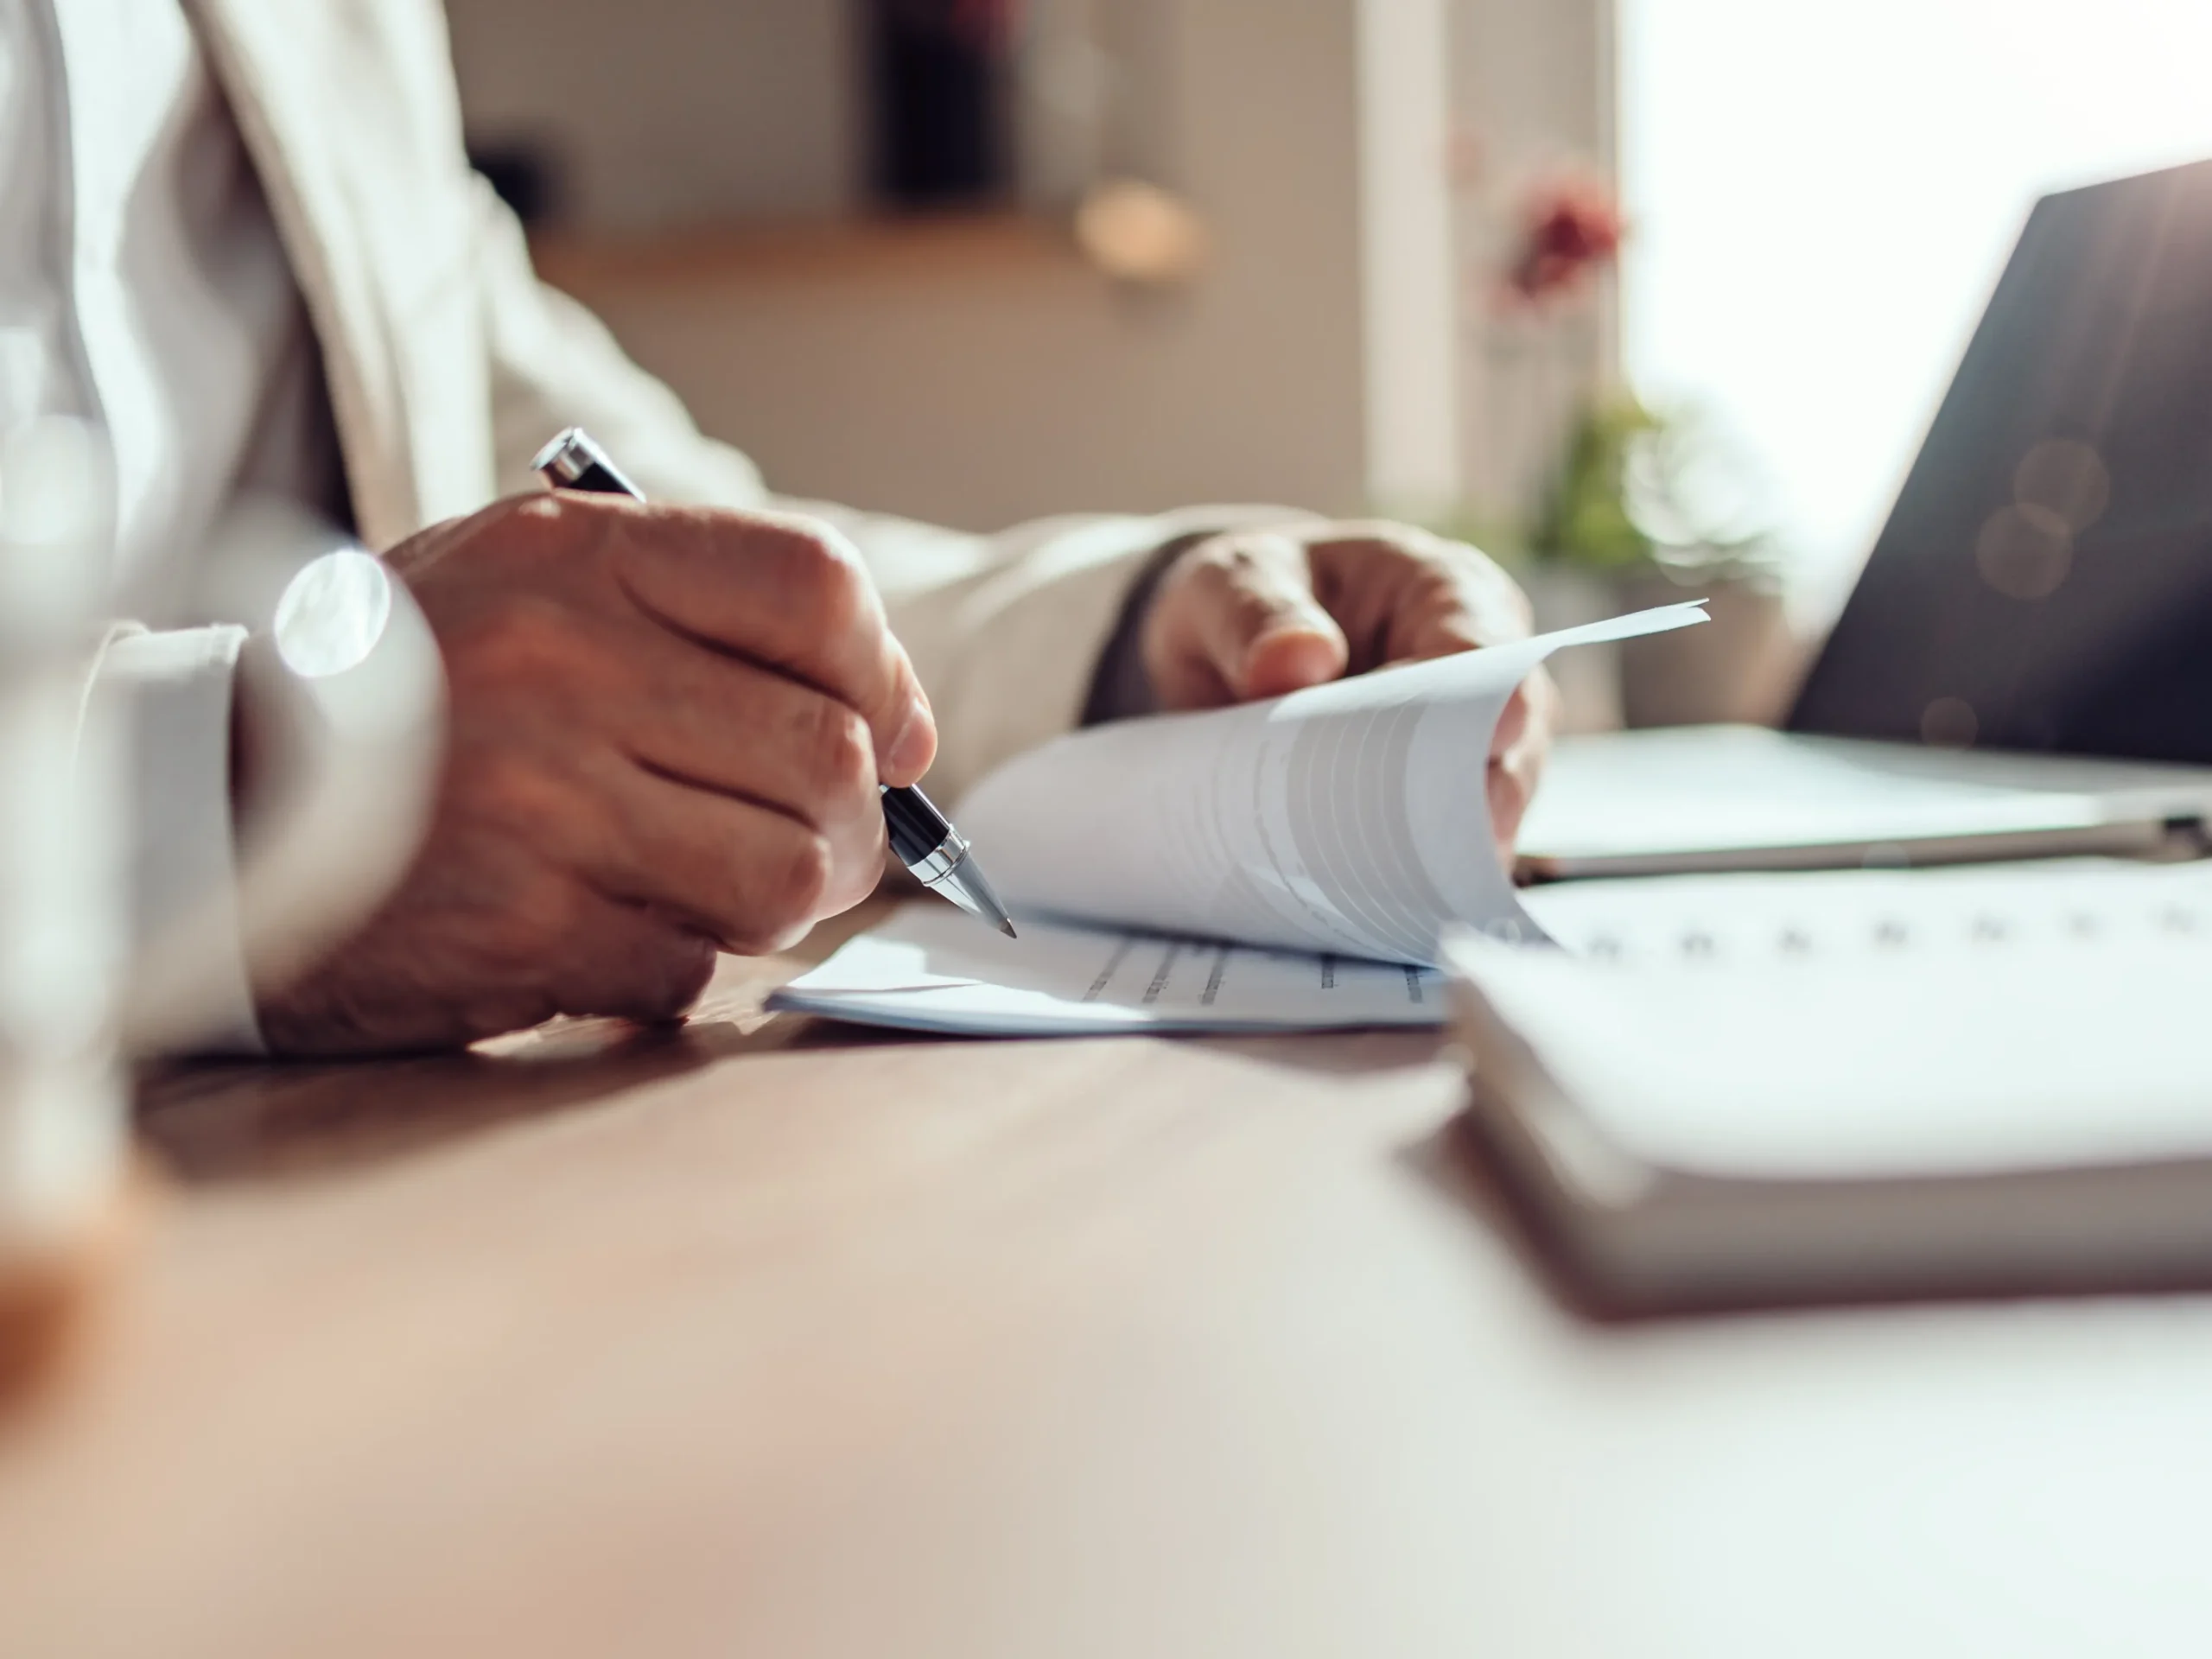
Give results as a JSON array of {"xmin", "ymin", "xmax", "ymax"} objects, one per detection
[
  {"xmin": 542, "ymin": 887, "xmax": 719, "ymax": 1026},
  {"xmin": 379, "ymin": 510, "xmax": 481, "ymax": 582},
  {"xmin": 1306, "ymin": 531, "xmax": 1532, "ymax": 668},
  {"xmin": 613, "ymin": 631, "xmax": 886, "ymax": 853},
  {"xmin": 578, "ymin": 759, "xmax": 882, "ymax": 956},
  {"xmin": 1491, "ymin": 680, "xmax": 1531, "ymax": 761},
  {"xmin": 1491, "ymin": 664, "xmax": 1560, "ymax": 762},
  {"xmin": 1486, "ymin": 669, "xmax": 1555, "ymax": 860},
  {"xmin": 1153, "ymin": 532, "xmax": 1351, "ymax": 706},
  {"xmin": 599, "ymin": 499, "xmax": 938, "ymax": 785},
  {"xmin": 300, "ymin": 850, "xmax": 720, "ymax": 1047}
]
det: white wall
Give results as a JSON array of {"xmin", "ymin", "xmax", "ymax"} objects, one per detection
[
  {"xmin": 452, "ymin": 0, "xmax": 1597, "ymax": 532},
  {"xmin": 1359, "ymin": 0, "xmax": 1464, "ymax": 518},
  {"xmin": 530, "ymin": 0, "xmax": 1377, "ymax": 529},
  {"xmin": 444, "ymin": 0, "xmax": 861, "ymax": 232}
]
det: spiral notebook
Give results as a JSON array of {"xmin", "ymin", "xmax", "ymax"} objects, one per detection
[{"xmin": 1448, "ymin": 857, "xmax": 2212, "ymax": 1314}]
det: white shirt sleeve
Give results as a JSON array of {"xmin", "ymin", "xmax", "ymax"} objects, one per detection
[{"xmin": 90, "ymin": 622, "xmax": 263, "ymax": 1055}]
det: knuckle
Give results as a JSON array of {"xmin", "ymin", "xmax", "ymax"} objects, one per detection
[
  {"xmin": 1315, "ymin": 521, "xmax": 1433, "ymax": 564},
  {"xmin": 773, "ymin": 524, "xmax": 870, "ymax": 638},
  {"xmin": 465, "ymin": 493, "xmax": 554, "ymax": 543},
  {"xmin": 1184, "ymin": 530, "xmax": 1236, "ymax": 563},
  {"xmin": 495, "ymin": 494, "xmax": 599, "ymax": 569},
  {"xmin": 454, "ymin": 594, "xmax": 582, "ymax": 686},
  {"xmin": 779, "ymin": 830, "xmax": 836, "ymax": 921},
  {"xmin": 1205, "ymin": 535, "xmax": 1262, "ymax": 573},
  {"xmin": 1179, "ymin": 544, "xmax": 1246, "ymax": 601},
  {"xmin": 805, "ymin": 697, "xmax": 878, "ymax": 799},
  {"xmin": 456, "ymin": 747, "xmax": 569, "ymax": 831},
  {"xmin": 495, "ymin": 493, "xmax": 561, "ymax": 531},
  {"xmin": 728, "ymin": 830, "xmax": 832, "ymax": 954},
  {"xmin": 1156, "ymin": 531, "xmax": 1237, "ymax": 590}
]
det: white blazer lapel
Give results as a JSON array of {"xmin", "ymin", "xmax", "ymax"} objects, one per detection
[{"xmin": 184, "ymin": 0, "xmax": 498, "ymax": 548}]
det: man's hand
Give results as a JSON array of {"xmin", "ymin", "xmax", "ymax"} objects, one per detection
[
  {"xmin": 253, "ymin": 493, "xmax": 936, "ymax": 1056},
  {"xmin": 1141, "ymin": 522, "xmax": 1554, "ymax": 854}
]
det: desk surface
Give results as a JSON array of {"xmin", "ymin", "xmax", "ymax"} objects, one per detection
[{"xmin": 3, "ymin": 902, "xmax": 2210, "ymax": 1658}]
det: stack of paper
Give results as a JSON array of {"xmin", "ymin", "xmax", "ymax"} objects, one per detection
[{"xmin": 776, "ymin": 604, "xmax": 1705, "ymax": 1036}]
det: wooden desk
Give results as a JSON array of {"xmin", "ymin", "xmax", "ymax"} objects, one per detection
[{"xmin": 4, "ymin": 902, "xmax": 2212, "ymax": 1657}]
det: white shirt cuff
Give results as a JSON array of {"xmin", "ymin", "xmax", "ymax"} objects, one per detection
[{"xmin": 92, "ymin": 624, "xmax": 264, "ymax": 1055}]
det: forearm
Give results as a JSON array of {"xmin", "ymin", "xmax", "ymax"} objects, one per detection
[{"xmin": 1080, "ymin": 531, "xmax": 1215, "ymax": 726}]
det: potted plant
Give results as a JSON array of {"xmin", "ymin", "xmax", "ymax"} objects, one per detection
[{"xmin": 1522, "ymin": 393, "xmax": 1802, "ymax": 729}]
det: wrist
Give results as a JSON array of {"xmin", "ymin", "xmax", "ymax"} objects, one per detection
[{"xmin": 1079, "ymin": 531, "xmax": 1211, "ymax": 725}]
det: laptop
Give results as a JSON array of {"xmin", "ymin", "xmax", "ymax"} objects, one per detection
[{"xmin": 1520, "ymin": 156, "xmax": 2212, "ymax": 880}]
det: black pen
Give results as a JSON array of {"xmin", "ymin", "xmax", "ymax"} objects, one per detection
[{"xmin": 533, "ymin": 427, "xmax": 1017, "ymax": 939}]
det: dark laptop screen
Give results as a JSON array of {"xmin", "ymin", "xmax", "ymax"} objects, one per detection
[{"xmin": 1789, "ymin": 158, "xmax": 2212, "ymax": 762}]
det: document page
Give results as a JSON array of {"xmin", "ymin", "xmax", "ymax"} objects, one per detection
[
  {"xmin": 957, "ymin": 603, "xmax": 1707, "ymax": 965},
  {"xmin": 771, "ymin": 906, "xmax": 1446, "ymax": 1036}
]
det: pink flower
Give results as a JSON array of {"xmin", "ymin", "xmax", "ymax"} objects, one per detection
[{"xmin": 1505, "ymin": 177, "xmax": 1625, "ymax": 305}]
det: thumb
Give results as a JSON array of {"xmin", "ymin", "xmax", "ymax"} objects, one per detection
[{"xmin": 1195, "ymin": 533, "xmax": 1351, "ymax": 701}]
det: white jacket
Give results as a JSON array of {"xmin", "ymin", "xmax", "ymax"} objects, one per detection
[{"xmin": 184, "ymin": 0, "xmax": 1267, "ymax": 804}]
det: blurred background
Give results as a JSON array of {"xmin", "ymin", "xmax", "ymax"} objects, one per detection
[{"xmin": 444, "ymin": 0, "xmax": 2212, "ymax": 728}]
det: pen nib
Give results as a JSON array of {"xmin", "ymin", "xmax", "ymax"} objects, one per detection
[{"xmin": 927, "ymin": 852, "xmax": 1019, "ymax": 940}]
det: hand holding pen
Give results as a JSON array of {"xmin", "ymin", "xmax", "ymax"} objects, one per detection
[
  {"xmin": 535, "ymin": 428, "xmax": 1015, "ymax": 938},
  {"xmin": 254, "ymin": 432, "xmax": 1006, "ymax": 1052}
]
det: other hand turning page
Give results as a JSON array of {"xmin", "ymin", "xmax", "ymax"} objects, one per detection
[
  {"xmin": 772, "ymin": 603, "xmax": 1707, "ymax": 1035},
  {"xmin": 957, "ymin": 601, "xmax": 1707, "ymax": 960}
]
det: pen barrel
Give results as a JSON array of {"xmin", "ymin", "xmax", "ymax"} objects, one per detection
[
  {"xmin": 881, "ymin": 784, "xmax": 963, "ymax": 880},
  {"xmin": 532, "ymin": 428, "xmax": 644, "ymax": 501}
]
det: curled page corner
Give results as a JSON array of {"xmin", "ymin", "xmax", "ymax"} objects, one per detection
[{"xmin": 957, "ymin": 601, "xmax": 1710, "ymax": 967}]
